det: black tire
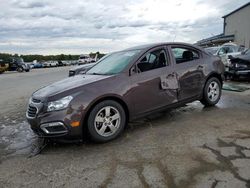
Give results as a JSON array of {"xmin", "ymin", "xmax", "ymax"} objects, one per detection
[
  {"xmin": 87, "ymin": 100, "xmax": 126, "ymax": 143},
  {"xmin": 200, "ymin": 77, "xmax": 222, "ymax": 106},
  {"xmin": 17, "ymin": 67, "xmax": 24, "ymax": 72}
]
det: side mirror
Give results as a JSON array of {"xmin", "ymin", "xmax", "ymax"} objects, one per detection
[{"xmin": 129, "ymin": 66, "xmax": 137, "ymax": 76}]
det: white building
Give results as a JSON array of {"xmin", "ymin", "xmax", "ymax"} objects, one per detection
[{"xmin": 196, "ymin": 2, "xmax": 250, "ymax": 48}]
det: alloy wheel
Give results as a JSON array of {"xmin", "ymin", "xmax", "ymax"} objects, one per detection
[
  {"xmin": 207, "ymin": 81, "xmax": 220, "ymax": 102},
  {"xmin": 94, "ymin": 106, "xmax": 121, "ymax": 137}
]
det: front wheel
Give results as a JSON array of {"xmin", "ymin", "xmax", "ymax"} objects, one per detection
[
  {"xmin": 87, "ymin": 100, "xmax": 126, "ymax": 143},
  {"xmin": 200, "ymin": 77, "xmax": 222, "ymax": 106}
]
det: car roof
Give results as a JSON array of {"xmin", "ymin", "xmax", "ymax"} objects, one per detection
[
  {"xmin": 205, "ymin": 46, "xmax": 220, "ymax": 49},
  {"xmin": 222, "ymin": 42, "xmax": 238, "ymax": 46},
  {"xmin": 124, "ymin": 42, "xmax": 204, "ymax": 52}
]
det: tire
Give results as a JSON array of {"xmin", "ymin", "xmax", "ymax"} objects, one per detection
[
  {"xmin": 87, "ymin": 100, "xmax": 126, "ymax": 143},
  {"xmin": 17, "ymin": 67, "xmax": 24, "ymax": 72},
  {"xmin": 200, "ymin": 77, "xmax": 222, "ymax": 106}
]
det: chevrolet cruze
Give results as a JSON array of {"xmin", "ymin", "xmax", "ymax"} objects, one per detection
[{"xmin": 26, "ymin": 43, "xmax": 224, "ymax": 142}]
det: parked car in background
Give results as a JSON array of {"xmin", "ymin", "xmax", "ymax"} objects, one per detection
[
  {"xmin": 205, "ymin": 46, "xmax": 220, "ymax": 55},
  {"xmin": 58, "ymin": 60, "xmax": 75, "ymax": 66},
  {"xmin": 216, "ymin": 43, "xmax": 245, "ymax": 68},
  {"xmin": 32, "ymin": 62, "xmax": 44, "ymax": 68},
  {"xmin": 71, "ymin": 60, "xmax": 78, "ymax": 65},
  {"xmin": 43, "ymin": 61, "xmax": 58, "ymax": 68},
  {"xmin": 216, "ymin": 43, "xmax": 244, "ymax": 56},
  {"xmin": 0, "ymin": 59, "xmax": 9, "ymax": 74},
  {"xmin": 58, "ymin": 60, "xmax": 65, "ymax": 66},
  {"xmin": 226, "ymin": 49, "xmax": 250, "ymax": 80},
  {"xmin": 27, "ymin": 42, "xmax": 224, "ymax": 143},
  {"xmin": 69, "ymin": 62, "xmax": 97, "ymax": 77},
  {"xmin": 0, "ymin": 58, "xmax": 30, "ymax": 73},
  {"xmin": 205, "ymin": 43, "xmax": 246, "ymax": 75},
  {"xmin": 243, "ymin": 49, "xmax": 250, "ymax": 55},
  {"xmin": 78, "ymin": 54, "xmax": 95, "ymax": 65},
  {"xmin": 7, "ymin": 57, "xmax": 30, "ymax": 72},
  {"xmin": 64, "ymin": 61, "xmax": 72, "ymax": 66}
]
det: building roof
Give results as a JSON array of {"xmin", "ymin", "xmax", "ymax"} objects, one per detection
[
  {"xmin": 124, "ymin": 42, "xmax": 204, "ymax": 51},
  {"xmin": 195, "ymin": 33, "xmax": 235, "ymax": 46},
  {"xmin": 222, "ymin": 2, "xmax": 250, "ymax": 18}
]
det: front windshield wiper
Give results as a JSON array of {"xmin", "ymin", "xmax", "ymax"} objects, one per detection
[{"xmin": 88, "ymin": 72, "xmax": 110, "ymax": 75}]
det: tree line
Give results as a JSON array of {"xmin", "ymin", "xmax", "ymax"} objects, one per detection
[{"xmin": 0, "ymin": 52, "xmax": 105, "ymax": 62}]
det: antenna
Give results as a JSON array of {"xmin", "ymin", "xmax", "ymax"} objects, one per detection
[{"xmin": 173, "ymin": 34, "xmax": 176, "ymax": 42}]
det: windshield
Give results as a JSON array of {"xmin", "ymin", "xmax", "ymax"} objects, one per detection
[
  {"xmin": 87, "ymin": 50, "xmax": 141, "ymax": 75},
  {"xmin": 244, "ymin": 49, "xmax": 250, "ymax": 55}
]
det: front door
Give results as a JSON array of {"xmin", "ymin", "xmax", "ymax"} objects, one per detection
[{"xmin": 129, "ymin": 47, "xmax": 178, "ymax": 116}]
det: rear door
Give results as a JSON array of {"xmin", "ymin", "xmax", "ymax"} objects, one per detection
[
  {"xmin": 129, "ymin": 46, "xmax": 178, "ymax": 116},
  {"xmin": 169, "ymin": 45, "xmax": 205, "ymax": 100}
]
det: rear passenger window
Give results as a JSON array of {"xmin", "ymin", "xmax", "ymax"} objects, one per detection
[
  {"xmin": 137, "ymin": 49, "xmax": 168, "ymax": 72},
  {"xmin": 171, "ymin": 47, "xmax": 199, "ymax": 64}
]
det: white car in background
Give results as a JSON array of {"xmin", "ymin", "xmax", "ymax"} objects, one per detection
[
  {"xmin": 205, "ymin": 43, "xmax": 246, "ymax": 72},
  {"xmin": 43, "ymin": 61, "xmax": 58, "ymax": 68},
  {"xmin": 77, "ymin": 54, "xmax": 94, "ymax": 65},
  {"xmin": 216, "ymin": 43, "xmax": 246, "ymax": 72},
  {"xmin": 78, "ymin": 53, "xmax": 99, "ymax": 65},
  {"xmin": 204, "ymin": 46, "xmax": 220, "ymax": 55}
]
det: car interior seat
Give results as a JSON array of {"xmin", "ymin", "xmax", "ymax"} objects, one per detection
[{"xmin": 182, "ymin": 51, "xmax": 194, "ymax": 61}]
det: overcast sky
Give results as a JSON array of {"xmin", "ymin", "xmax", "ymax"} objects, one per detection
[{"xmin": 0, "ymin": 0, "xmax": 249, "ymax": 54}]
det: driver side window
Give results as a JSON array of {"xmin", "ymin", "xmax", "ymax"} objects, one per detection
[{"xmin": 137, "ymin": 49, "xmax": 167, "ymax": 72}]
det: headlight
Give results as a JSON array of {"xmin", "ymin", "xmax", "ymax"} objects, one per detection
[
  {"xmin": 227, "ymin": 59, "xmax": 232, "ymax": 67},
  {"xmin": 47, "ymin": 96, "xmax": 73, "ymax": 112}
]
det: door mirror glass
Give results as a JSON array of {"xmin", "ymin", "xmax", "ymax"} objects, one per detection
[{"xmin": 129, "ymin": 65, "xmax": 137, "ymax": 76}]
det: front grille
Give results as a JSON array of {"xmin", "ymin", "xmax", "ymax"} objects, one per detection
[{"xmin": 27, "ymin": 105, "xmax": 37, "ymax": 118}]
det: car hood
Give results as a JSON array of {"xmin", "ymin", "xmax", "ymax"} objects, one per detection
[
  {"xmin": 226, "ymin": 52, "xmax": 241, "ymax": 57},
  {"xmin": 33, "ymin": 74, "xmax": 113, "ymax": 99},
  {"xmin": 231, "ymin": 54, "xmax": 250, "ymax": 63}
]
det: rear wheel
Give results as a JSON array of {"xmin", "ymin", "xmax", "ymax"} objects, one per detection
[
  {"xmin": 200, "ymin": 77, "xmax": 222, "ymax": 106},
  {"xmin": 87, "ymin": 100, "xmax": 126, "ymax": 142}
]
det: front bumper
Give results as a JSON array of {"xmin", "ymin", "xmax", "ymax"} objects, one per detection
[
  {"xmin": 226, "ymin": 69, "xmax": 250, "ymax": 77},
  {"xmin": 26, "ymin": 106, "xmax": 84, "ymax": 139}
]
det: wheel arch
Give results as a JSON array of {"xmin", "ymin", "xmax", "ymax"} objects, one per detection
[
  {"xmin": 205, "ymin": 72, "xmax": 223, "ymax": 86},
  {"xmin": 81, "ymin": 95, "xmax": 130, "ymax": 137}
]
